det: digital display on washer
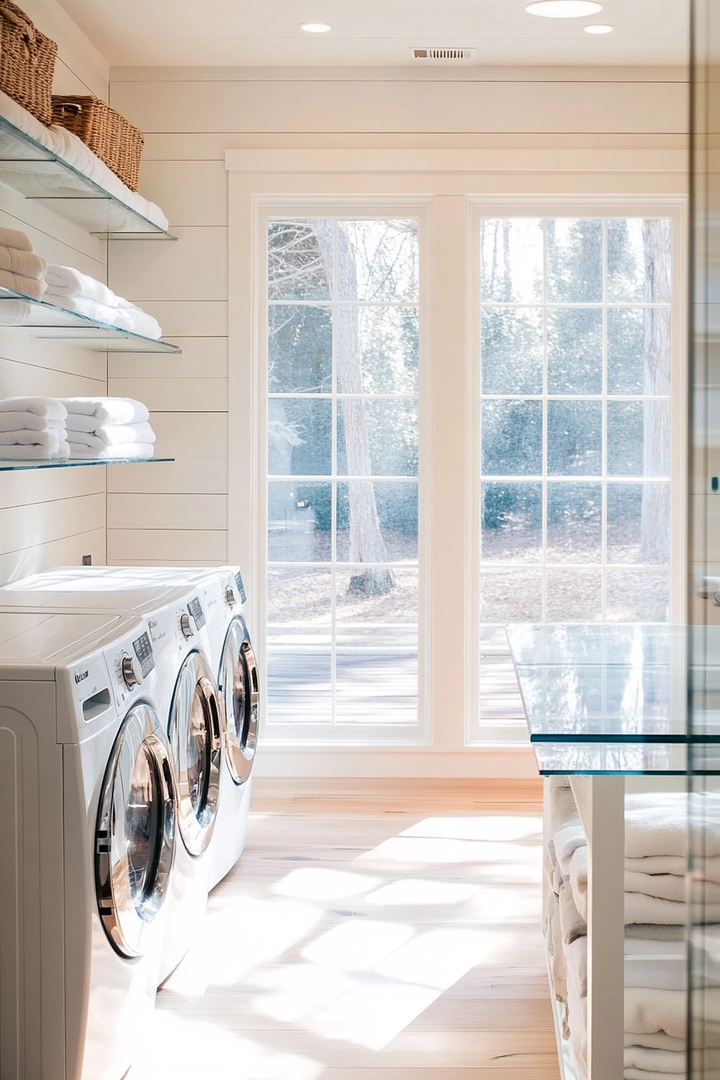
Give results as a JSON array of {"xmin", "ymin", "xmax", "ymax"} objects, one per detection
[
  {"xmin": 132, "ymin": 632, "xmax": 155, "ymax": 676},
  {"xmin": 235, "ymin": 572, "xmax": 246, "ymax": 603},
  {"xmin": 188, "ymin": 596, "xmax": 206, "ymax": 629}
]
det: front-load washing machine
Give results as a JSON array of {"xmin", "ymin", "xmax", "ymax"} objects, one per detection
[
  {"xmin": 0, "ymin": 577, "xmax": 223, "ymax": 984},
  {"xmin": 10, "ymin": 566, "xmax": 261, "ymax": 889},
  {"xmin": 0, "ymin": 609, "xmax": 176, "ymax": 1080}
]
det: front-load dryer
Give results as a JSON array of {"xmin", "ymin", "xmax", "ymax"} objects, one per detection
[
  {"xmin": 0, "ymin": 577, "xmax": 223, "ymax": 985},
  {"xmin": 0, "ymin": 610, "xmax": 176, "ymax": 1080},
  {"xmin": 15, "ymin": 566, "xmax": 261, "ymax": 889}
]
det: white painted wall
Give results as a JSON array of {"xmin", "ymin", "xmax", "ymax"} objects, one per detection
[
  {"xmin": 0, "ymin": 0, "xmax": 110, "ymax": 583},
  {"xmin": 106, "ymin": 64, "xmax": 689, "ymax": 573}
]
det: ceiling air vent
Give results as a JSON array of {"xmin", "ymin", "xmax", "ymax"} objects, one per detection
[{"xmin": 412, "ymin": 47, "xmax": 477, "ymax": 63}]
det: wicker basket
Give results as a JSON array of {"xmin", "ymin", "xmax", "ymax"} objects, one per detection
[
  {"xmin": 0, "ymin": 0, "xmax": 57, "ymax": 126},
  {"xmin": 51, "ymin": 95, "xmax": 144, "ymax": 192}
]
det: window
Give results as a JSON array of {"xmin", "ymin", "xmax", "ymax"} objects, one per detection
[
  {"xmin": 474, "ymin": 216, "xmax": 676, "ymax": 742},
  {"xmin": 263, "ymin": 216, "xmax": 423, "ymax": 742}
]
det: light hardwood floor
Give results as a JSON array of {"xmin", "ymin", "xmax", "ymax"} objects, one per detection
[{"xmin": 136, "ymin": 779, "xmax": 560, "ymax": 1080}]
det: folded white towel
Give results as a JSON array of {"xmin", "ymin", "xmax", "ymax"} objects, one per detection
[
  {"xmin": 624, "ymin": 1044, "xmax": 687, "ymax": 1074},
  {"xmin": 0, "ymin": 226, "xmax": 33, "ymax": 252},
  {"xmin": 0, "ymin": 429, "xmax": 67, "ymax": 450},
  {"xmin": 67, "ymin": 421, "xmax": 156, "ymax": 450},
  {"xmin": 554, "ymin": 824, "xmax": 587, "ymax": 875},
  {"xmin": 0, "ymin": 398, "xmax": 67, "ymax": 419},
  {"xmin": 625, "ymin": 986, "xmax": 720, "ymax": 1040},
  {"xmin": 114, "ymin": 302, "xmax": 162, "ymax": 340},
  {"xmin": 61, "ymin": 397, "xmax": 149, "ymax": 424},
  {"xmin": 0, "ymin": 246, "xmax": 46, "ymax": 279},
  {"xmin": 624, "ymin": 1033, "xmax": 685, "ymax": 1053},
  {"xmin": 0, "ymin": 269, "xmax": 45, "ymax": 300},
  {"xmin": 627, "ymin": 854, "xmax": 720, "ymax": 880},
  {"xmin": 44, "ymin": 265, "xmax": 118, "ymax": 308},
  {"xmin": 43, "ymin": 291, "xmax": 118, "ymax": 325},
  {"xmin": 0, "ymin": 441, "xmax": 69, "ymax": 460},
  {"xmin": 571, "ymin": 845, "xmax": 720, "ymax": 925},
  {"xmin": 625, "ymin": 869, "xmax": 720, "ymax": 903},
  {"xmin": 0, "ymin": 411, "xmax": 66, "ymax": 432},
  {"xmin": 626, "ymin": 792, "xmax": 720, "ymax": 859},
  {"xmin": 68, "ymin": 442, "xmax": 154, "ymax": 460}
]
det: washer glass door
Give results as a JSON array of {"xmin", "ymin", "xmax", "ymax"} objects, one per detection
[
  {"xmin": 169, "ymin": 650, "xmax": 221, "ymax": 855},
  {"xmin": 96, "ymin": 702, "xmax": 175, "ymax": 958},
  {"xmin": 219, "ymin": 616, "xmax": 259, "ymax": 786}
]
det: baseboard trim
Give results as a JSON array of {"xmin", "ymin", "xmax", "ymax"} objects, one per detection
[{"xmin": 253, "ymin": 745, "xmax": 538, "ymax": 779}]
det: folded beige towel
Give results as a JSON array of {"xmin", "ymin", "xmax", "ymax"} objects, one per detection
[
  {"xmin": 559, "ymin": 878, "xmax": 586, "ymax": 945},
  {"xmin": 0, "ymin": 269, "xmax": 45, "ymax": 300},
  {"xmin": 0, "ymin": 226, "xmax": 33, "ymax": 252},
  {"xmin": 0, "ymin": 246, "xmax": 46, "ymax": 279}
]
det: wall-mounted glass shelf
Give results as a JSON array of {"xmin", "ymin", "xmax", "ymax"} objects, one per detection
[
  {"xmin": 0, "ymin": 457, "xmax": 173, "ymax": 472},
  {"xmin": 0, "ymin": 114, "xmax": 175, "ymax": 240},
  {"xmin": 0, "ymin": 287, "xmax": 180, "ymax": 353}
]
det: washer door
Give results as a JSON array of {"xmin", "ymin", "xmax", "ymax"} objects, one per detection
[
  {"xmin": 169, "ymin": 650, "xmax": 221, "ymax": 856},
  {"xmin": 95, "ymin": 702, "xmax": 176, "ymax": 959},
  {"xmin": 218, "ymin": 616, "xmax": 259, "ymax": 786}
]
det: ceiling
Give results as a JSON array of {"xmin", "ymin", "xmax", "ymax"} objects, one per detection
[{"xmin": 57, "ymin": 0, "xmax": 689, "ymax": 68}]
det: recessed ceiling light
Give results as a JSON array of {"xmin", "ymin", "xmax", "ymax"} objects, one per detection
[
  {"xmin": 525, "ymin": 1, "xmax": 602, "ymax": 17},
  {"xmin": 584, "ymin": 22, "xmax": 614, "ymax": 32},
  {"xmin": 300, "ymin": 22, "xmax": 331, "ymax": 32}
]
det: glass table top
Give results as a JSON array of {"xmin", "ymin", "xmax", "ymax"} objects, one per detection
[{"xmin": 506, "ymin": 623, "xmax": 720, "ymax": 775}]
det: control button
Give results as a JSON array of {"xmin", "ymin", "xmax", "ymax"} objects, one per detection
[
  {"xmin": 180, "ymin": 612, "xmax": 194, "ymax": 639},
  {"xmin": 225, "ymin": 586, "xmax": 236, "ymax": 607},
  {"xmin": 121, "ymin": 654, "xmax": 142, "ymax": 690}
]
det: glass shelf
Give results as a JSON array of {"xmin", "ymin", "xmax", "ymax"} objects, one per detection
[
  {"xmin": 0, "ymin": 288, "xmax": 180, "ymax": 353},
  {"xmin": 533, "ymin": 741, "xmax": 689, "ymax": 776},
  {"xmin": 0, "ymin": 114, "xmax": 175, "ymax": 239},
  {"xmin": 0, "ymin": 457, "xmax": 173, "ymax": 472}
]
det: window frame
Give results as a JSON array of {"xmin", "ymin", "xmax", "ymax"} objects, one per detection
[{"xmin": 466, "ymin": 196, "xmax": 688, "ymax": 746}]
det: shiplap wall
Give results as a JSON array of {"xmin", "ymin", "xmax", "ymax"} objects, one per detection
[
  {"xmin": 0, "ymin": 0, "xmax": 109, "ymax": 583},
  {"xmin": 106, "ymin": 65, "xmax": 689, "ymax": 568}
]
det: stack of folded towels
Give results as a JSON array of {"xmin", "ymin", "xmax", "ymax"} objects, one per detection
[
  {"xmin": 44, "ymin": 265, "xmax": 162, "ymax": 340},
  {"xmin": 0, "ymin": 397, "xmax": 69, "ymax": 458},
  {"xmin": 61, "ymin": 397, "xmax": 156, "ymax": 460},
  {"xmin": 0, "ymin": 227, "xmax": 47, "ymax": 325},
  {"xmin": 546, "ymin": 785, "xmax": 720, "ymax": 1080}
]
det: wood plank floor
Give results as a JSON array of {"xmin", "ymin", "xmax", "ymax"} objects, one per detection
[{"xmin": 135, "ymin": 779, "xmax": 559, "ymax": 1080}]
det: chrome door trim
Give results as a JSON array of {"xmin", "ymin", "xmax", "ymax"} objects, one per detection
[
  {"xmin": 169, "ymin": 650, "xmax": 221, "ymax": 856},
  {"xmin": 218, "ymin": 616, "xmax": 259, "ymax": 786},
  {"xmin": 95, "ymin": 701, "xmax": 176, "ymax": 959}
]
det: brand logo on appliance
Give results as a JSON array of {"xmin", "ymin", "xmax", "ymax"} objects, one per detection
[{"xmin": 75, "ymin": 670, "xmax": 89, "ymax": 684}]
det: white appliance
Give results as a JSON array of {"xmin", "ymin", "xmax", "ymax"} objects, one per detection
[
  {"xmin": 9, "ymin": 566, "xmax": 260, "ymax": 889},
  {"xmin": 0, "ymin": 576, "xmax": 223, "ymax": 983},
  {"xmin": 0, "ymin": 610, "xmax": 175, "ymax": 1080}
]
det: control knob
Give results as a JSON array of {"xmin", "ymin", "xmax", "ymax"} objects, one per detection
[
  {"xmin": 121, "ymin": 654, "xmax": 142, "ymax": 690},
  {"xmin": 225, "ymin": 586, "xmax": 236, "ymax": 607},
  {"xmin": 180, "ymin": 612, "xmax": 194, "ymax": 639}
]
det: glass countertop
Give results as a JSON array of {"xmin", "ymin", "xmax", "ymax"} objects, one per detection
[
  {"xmin": 506, "ymin": 623, "xmax": 720, "ymax": 775},
  {"xmin": 0, "ymin": 114, "xmax": 175, "ymax": 239}
]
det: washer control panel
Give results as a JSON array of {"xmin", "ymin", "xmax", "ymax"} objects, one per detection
[
  {"xmin": 105, "ymin": 622, "xmax": 157, "ymax": 708},
  {"xmin": 132, "ymin": 630, "xmax": 155, "ymax": 677},
  {"xmin": 187, "ymin": 595, "xmax": 206, "ymax": 630},
  {"xmin": 235, "ymin": 571, "xmax": 246, "ymax": 604}
]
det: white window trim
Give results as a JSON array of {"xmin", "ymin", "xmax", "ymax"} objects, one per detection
[
  {"xmin": 225, "ymin": 150, "xmax": 687, "ymax": 777},
  {"xmin": 465, "ymin": 195, "xmax": 689, "ymax": 746}
]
